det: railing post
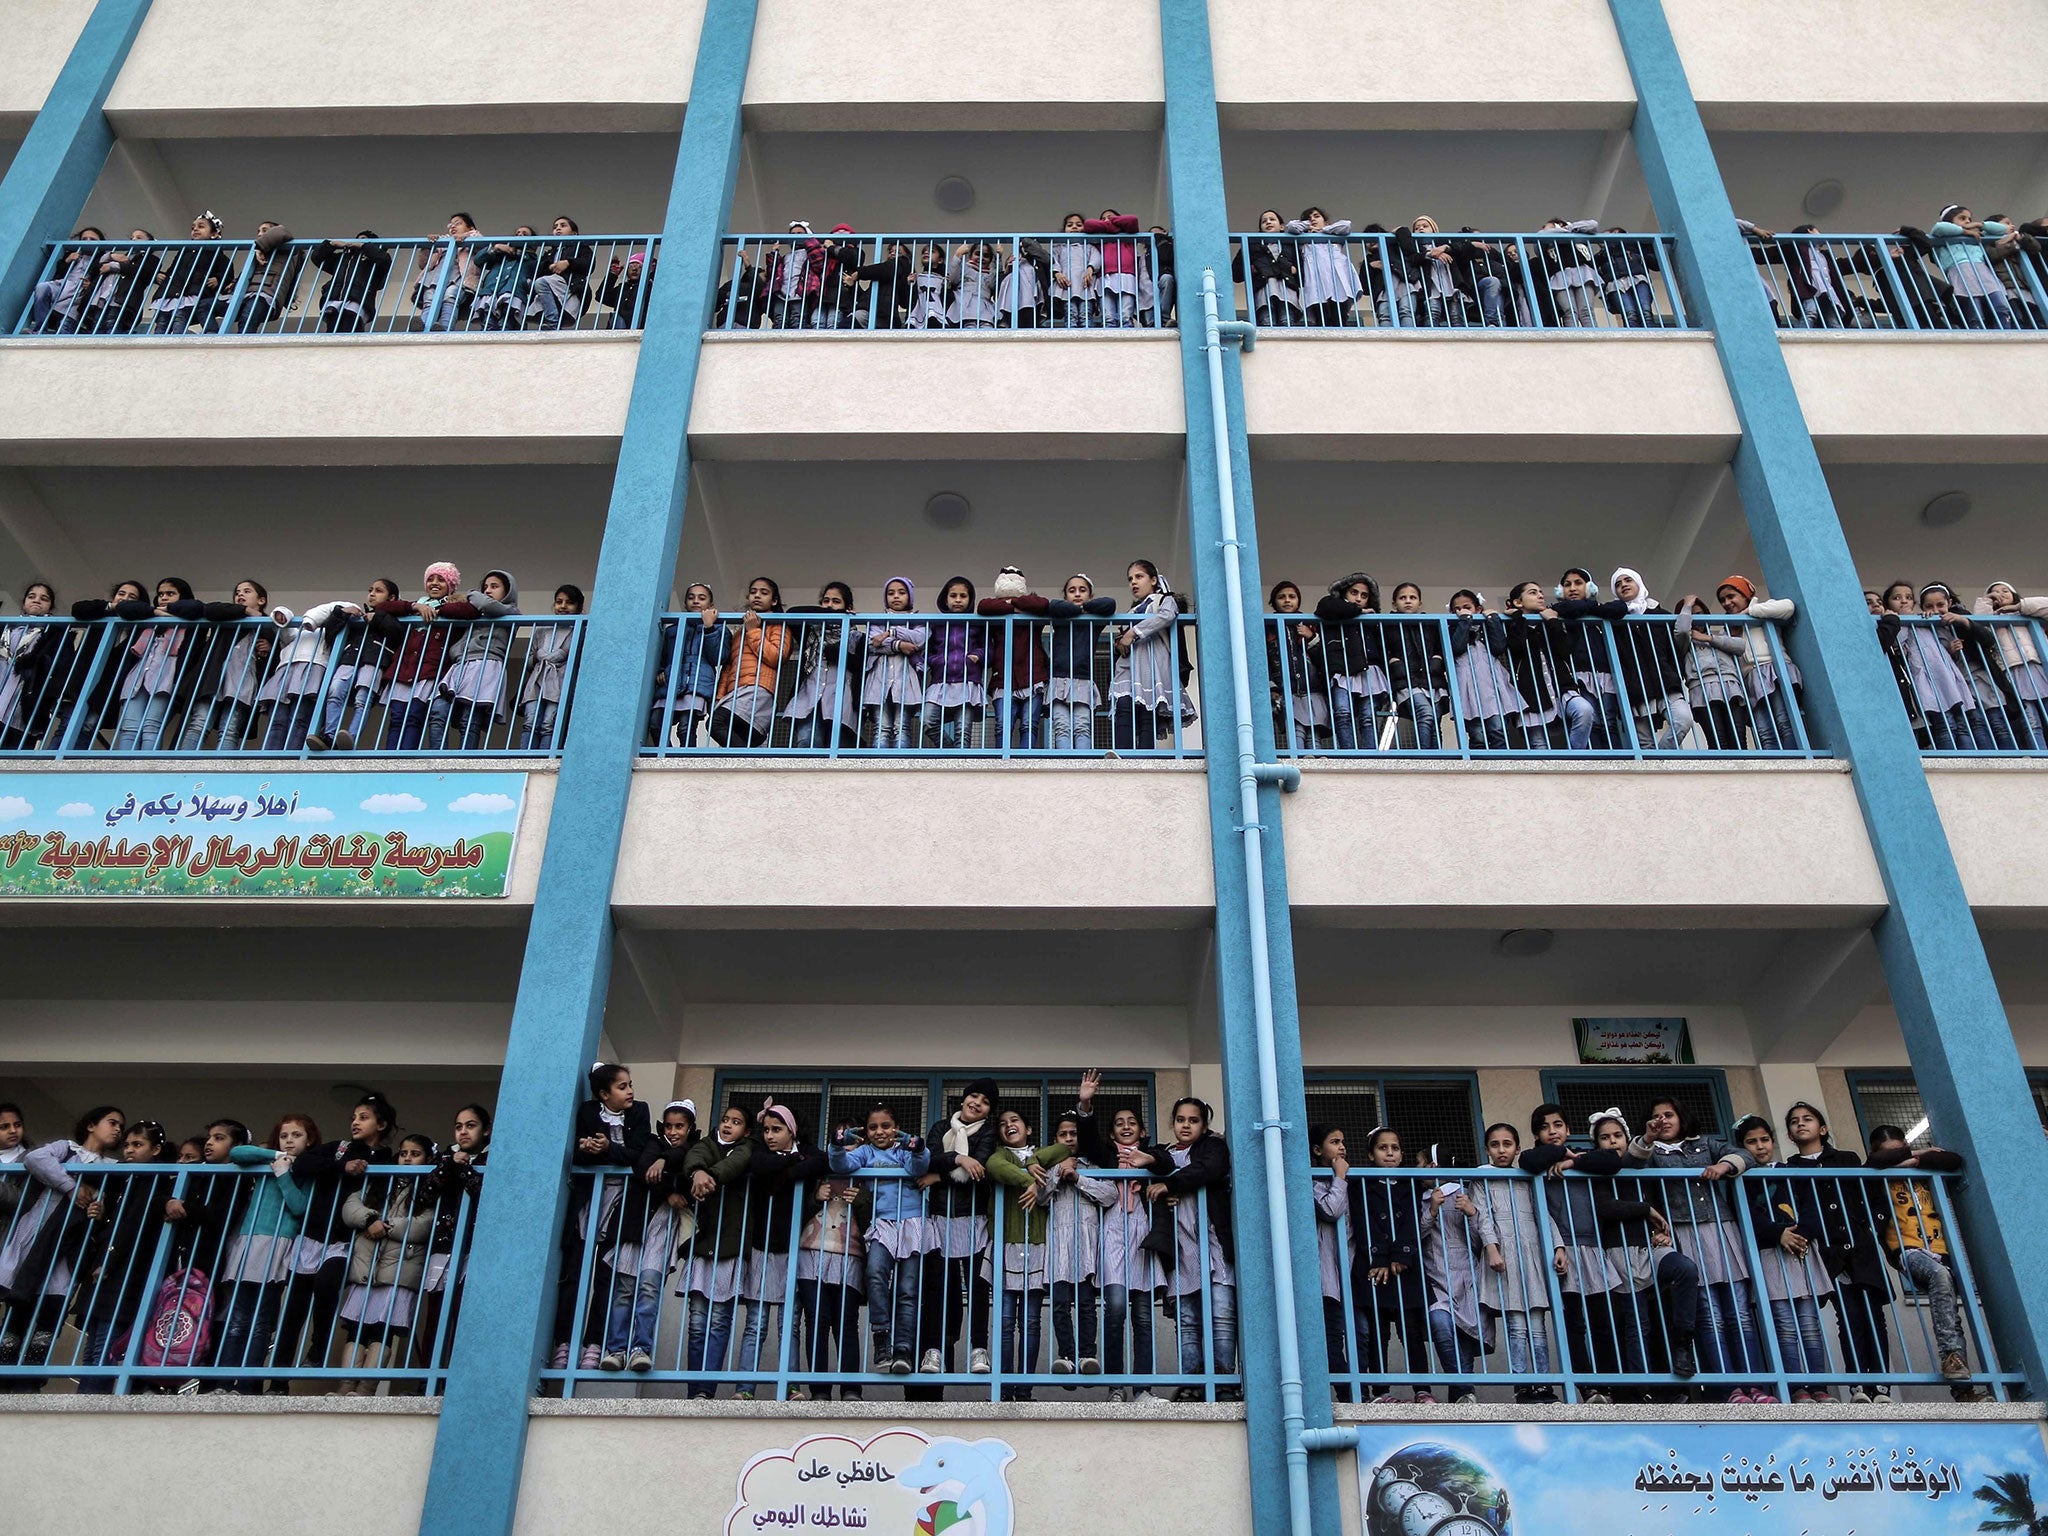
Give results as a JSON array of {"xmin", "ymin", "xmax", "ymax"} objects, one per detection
[
  {"xmin": 1730, "ymin": 1171, "xmax": 1793, "ymax": 1400},
  {"xmin": 112, "ymin": 1165, "xmax": 190, "ymax": 1395},
  {"xmin": 53, "ymin": 620, "xmax": 119, "ymax": 756},
  {"xmin": 1869, "ymin": 238, "xmax": 1924, "ymax": 332}
]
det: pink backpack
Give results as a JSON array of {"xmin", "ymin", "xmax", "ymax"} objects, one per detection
[{"xmin": 131, "ymin": 1269, "xmax": 213, "ymax": 1369}]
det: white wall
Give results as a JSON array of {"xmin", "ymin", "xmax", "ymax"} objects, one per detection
[
  {"xmin": 1788, "ymin": 337, "xmax": 2048, "ymax": 464},
  {"xmin": 1929, "ymin": 765, "xmax": 2048, "ymax": 922},
  {"xmin": 0, "ymin": 0, "xmax": 89, "ymax": 133}
]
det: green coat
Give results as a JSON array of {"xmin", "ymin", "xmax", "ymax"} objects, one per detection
[
  {"xmin": 682, "ymin": 1134, "xmax": 754, "ymax": 1260},
  {"xmin": 988, "ymin": 1144, "xmax": 1071, "ymax": 1245}
]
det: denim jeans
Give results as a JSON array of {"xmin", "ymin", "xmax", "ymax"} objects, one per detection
[
  {"xmin": 1099, "ymin": 289, "xmax": 1137, "ymax": 328},
  {"xmin": 519, "ymin": 699, "xmax": 559, "ymax": 752},
  {"xmin": 1768, "ymin": 1295, "xmax": 1829, "ymax": 1386},
  {"xmin": 1374, "ymin": 291, "xmax": 1416, "ymax": 328},
  {"xmin": 998, "ymin": 1286, "xmax": 1045, "ymax": 1396},
  {"xmin": 1464, "ymin": 716, "xmax": 1510, "ymax": 751},
  {"xmin": 220, "ymin": 1279, "xmax": 285, "ymax": 1392},
  {"xmin": 864, "ymin": 1245, "xmax": 919, "ymax": 1366},
  {"xmin": 265, "ymin": 693, "xmax": 320, "ymax": 752},
  {"xmin": 428, "ymin": 699, "xmax": 495, "ymax": 751},
  {"xmin": 997, "ymin": 695, "xmax": 1044, "ymax": 751},
  {"xmin": 1050, "ymin": 1280, "xmax": 1100, "ymax": 1363},
  {"xmin": 1392, "ymin": 699, "xmax": 1442, "ymax": 751},
  {"xmin": 686, "ymin": 1294, "xmax": 737, "ymax": 1397},
  {"xmin": 413, "ymin": 284, "xmax": 470, "ymax": 331},
  {"xmin": 735, "ymin": 1300, "xmax": 780, "ymax": 1393},
  {"xmin": 1613, "ymin": 1249, "xmax": 1700, "ymax": 1373},
  {"xmin": 1899, "ymin": 1248, "xmax": 1966, "ymax": 1357},
  {"xmin": 1174, "ymin": 1283, "xmax": 1237, "ymax": 1377},
  {"xmin": 605, "ymin": 1266, "xmax": 663, "ymax": 1356},
  {"xmin": 1500, "ymin": 1307, "xmax": 1553, "ymax": 1376},
  {"xmin": 1049, "ymin": 698, "xmax": 1094, "ymax": 752},
  {"xmin": 1750, "ymin": 686, "xmax": 1800, "ymax": 751},
  {"xmin": 1558, "ymin": 691, "xmax": 1601, "ymax": 751},
  {"xmin": 114, "ymin": 690, "xmax": 172, "ymax": 750},
  {"xmin": 321, "ymin": 681, "xmax": 376, "ymax": 742},
  {"xmin": 386, "ymin": 698, "xmax": 435, "ymax": 751},
  {"xmin": 73, "ymin": 1316, "xmax": 121, "ymax": 1394},
  {"xmin": 1101, "ymin": 1283, "xmax": 1154, "ymax": 1378},
  {"xmin": 1613, "ymin": 279, "xmax": 1656, "ymax": 327},
  {"xmin": 870, "ymin": 701, "xmax": 918, "ymax": 750},
  {"xmin": 1695, "ymin": 1278, "xmax": 1766, "ymax": 1393},
  {"xmin": 1475, "ymin": 274, "xmax": 1505, "ymax": 326},
  {"xmin": 178, "ymin": 697, "xmax": 250, "ymax": 750},
  {"xmin": 1427, "ymin": 1306, "xmax": 1484, "ymax": 1386},
  {"xmin": 1330, "ymin": 689, "xmax": 1388, "ymax": 752},
  {"xmin": 919, "ymin": 701, "xmax": 977, "ymax": 750},
  {"xmin": 1111, "ymin": 699, "xmax": 1174, "ymax": 752}
]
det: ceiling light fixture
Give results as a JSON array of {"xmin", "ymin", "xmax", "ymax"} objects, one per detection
[
  {"xmin": 1496, "ymin": 928, "xmax": 1555, "ymax": 958},
  {"xmin": 934, "ymin": 176, "xmax": 976, "ymax": 215},
  {"xmin": 1802, "ymin": 178, "xmax": 1846, "ymax": 219},
  {"xmin": 1921, "ymin": 491, "xmax": 1971, "ymax": 528},
  {"xmin": 923, "ymin": 492, "xmax": 971, "ymax": 530}
]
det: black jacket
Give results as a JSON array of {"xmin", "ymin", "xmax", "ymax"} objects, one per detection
[
  {"xmin": 1381, "ymin": 616, "xmax": 1448, "ymax": 701},
  {"xmin": 1500, "ymin": 611, "xmax": 1569, "ymax": 713},
  {"xmin": 1592, "ymin": 600, "xmax": 1687, "ymax": 711},
  {"xmin": 1138, "ymin": 1132, "xmax": 1234, "ymax": 1269},
  {"xmin": 1349, "ymin": 1172, "xmax": 1428, "ymax": 1309},
  {"xmin": 746, "ymin": 1144, "xmax": 831, "ymax": 1256},
  {"xmin": 311, "ymin": 240, "xmax": 395, "ymax": 318},
  {"xmin": 573, "ymin": 1101, "xmax": 653, "ymax": 1169},
  {"xmin": 292, "ymin": 1137, "xmax": 396, "ymax": 1247},
  {"xmin": 924, "ymin": 1114, "xmax": 1003, "ymax": 1220},
  {"xmin": 1314, "ymin": 594, "xmax": 1387, "ymax": 685},
  {"xmin": 79, "ymin": 1168, "xmax": 179, "ymax": 1326},
  {"xmin": 422, "ymin": 1148, "xmax": 487, "ymax": 1257},
  {"xmin": 1232, "ymin": 238, "xmax": 1299, "ymax": 294}
]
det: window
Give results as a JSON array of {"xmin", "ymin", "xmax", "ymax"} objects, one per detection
[
  {"xmin": 713, "ymin": 1070, "xmax": 1155, "ymax": 1145},
  {"xmin": 1541, "ymin": 1069, "xmax": 1732, "ymax": 1142},
  {"xmin": 1848, "ymin": 1072, "xmax": 2048, "ymax": 1151},
  {"xmin": 1305, "ymin": 1075, "xmax": 1480, "ymax": 1167}
]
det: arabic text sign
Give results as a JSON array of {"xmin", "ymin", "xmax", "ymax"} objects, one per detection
[
  {"xmin": 727, "ymin": 1429, "xmax": 1017, "ymax": 1536},
  {"xmin": 1355, "ymin": 1420, "xmax": 2048, "ymax": 1536},
  {"xmin": 0, "ymin": 772, "xmax": 524, "ymax": 897},
  {"xmin": 1574, "ymin": 1015, "xmax": 1692, "ymax": 1064}
]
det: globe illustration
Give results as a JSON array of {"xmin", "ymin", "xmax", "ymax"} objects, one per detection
[{"xmin": 1367, "ymin": 1444, "xmax": 1512, "ymax": 1536}]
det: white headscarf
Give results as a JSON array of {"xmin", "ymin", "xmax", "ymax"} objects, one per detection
[{"xmin": 1611, "ymin": 567, "xmax": 1654, "ymax": 614}]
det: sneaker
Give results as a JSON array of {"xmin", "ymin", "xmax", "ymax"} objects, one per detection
[
  {"xmin": 1582, "ymin": 1389, "xmax": 1613, "ymax": 1404},
  {"xmin": 578, "ymin": 1345, "xmax": 602, "ymax": 1371},
  {"xmin": 598, "ymin": 1351, "xmax": 626, "ymax": 1372},
  {"xmin": 1413, "ymin": 1390, "xmax": 1437, "ymax": 1405},
  {"xmin": 889, "ymin": 1357, "xmax": 914, "ymax": 1377},
  {"xmin": 1372, "ymin": 1392, "xmax": 1400, "ymax": 1404},
  {"xmin": 1848, "ymin": 1385, "xmax": 1872, "ymax": 1404},
  {"xmin": 1868, "ymin": 1387, "xmax": 1895, "ymax": 1408},
  {"xmin": 27, "ymin": 1331, "xmax": 55, "ymax": 1365},
  {"xmin": 1173, "ymin": 1385, "xmax": 1202, "ymax": 1402},
  {"xmin": 734, "ymin": 1390, "xmax": 755, "ymax": 1401},
  {"xmin": 969, "ymin": 1348, "xmax": 991, "ymax": 1375},
  {"xmin": 1528, "ymin": 1388, "xmax": 1558, "ymax": 1404},
  {"xmin": 1451, "ymin": 1390, "xmax": 1477, "ymax": 1405},
  {"xmin": 1749, "ymin": 1389, "xmax": 1780, "ymax": 1404},
  {"xmin": 627, "ymin": 1349, "xmax": 653, "ymax": 1374},
  {"xmin": 1940, "ymin": 1351, "xmax": 1972, "ymax": 1382},
  {"xmin": 1790, "ymin": 1388, "xmax": 1812, "ymax": 1404},
  {"xmin": 1052, "ymin": 1358, "xmax": 1075, "ymax": 1375},
  {"xmin": 919, "ymin": 1349, "xmax": 944, "ymax": 1375},
  {"xmin": 1806, "ymin": 1388, "xmax": 1835, "ymax": 1404},
  {"xmin": 548, "ymin": 1343, "xmax": 570, "ymax": 1371},
  {"xmin": 176, "ymin": 1378, "xmax": 202, "ymax": 1396},
  {"xmin": 1079, "ymin": 1357, "xmax": 1101, "ymax": 1375},
  {"xmin": 1670, "ymin": 1340, "xmax": 1698, "ymax": 1380},
  {"xmin": 332, "ymin": 730, "xmax": 355, "ymax": 751},
  {"xmin": 1106, "ymin": 1387, "xmax": 1130, "ymax": 1403},
  {"xmin": 305, "ymin": 734, "xmax": 331, "ymax": 753},
  {"xmin": 785, "ymin": 1384, "xmax": 811, "ymax": 1401}
]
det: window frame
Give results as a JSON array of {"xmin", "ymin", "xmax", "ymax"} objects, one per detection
[
  {"xmin": 1302, "ymin": 1069, "xmax": 1485, "ymax": 1166},
  {"xmin": 1538, "ymin": 1066, "xmax": 1734, "ymax": 1140},
  {"xmin": 710, "ymin": 1067, "xmax": 1158, "ymax": 1144}
]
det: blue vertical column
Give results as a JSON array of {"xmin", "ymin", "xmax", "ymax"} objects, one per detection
[
  {"xmin": 1606, "ymin": 0, "xmax": 2048, "ymax": 1390},
  {"xmin": 1159, "ymin": 3, "xmax": 1339, "ymax": 1533},
  {"xmin": 415, "ymin": 6, "xmax": 759, "ymax": 1534},
  {"xmin": 0, "ymin": 0, "xmax": 153, "ymax": 322}
]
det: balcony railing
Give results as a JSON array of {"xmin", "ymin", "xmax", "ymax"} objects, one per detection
[
  {"xmin": 713, "ymin": 232, "xmax": 1173, "ymax": 331},
  {"xmin": 0, "ymin": 1161, "xmax": 470, "ymax": 1395},
  {"xmin": 1268, "ymin": 612, "xmax": 1816, "ymax": 758},
  {"xmin": 1229, "ymin": 230, "xmax": 1692, "ymax": 331},
  {"xmin": 0, "ymin": 614, "xmax": 585, "ymax": 757},
  {"xmin": 12, "ymin": 235, "xmax": 660, "ymax": 338},
  {"xmin": 1880, "ymin": 613, "xmax": 2048, "ymax": 754},
  {"xmin": 553, "ymin": 1165, "xmax": 1238, "ymax": 1401},
  {"xmin": 1316, "ymin": 1166, "xmax": 2015, "ymax": 1403},
  {"xmin": 1747, "ymin": 232, "xmax": 2048, "ymax": 333},
  {"xmin": 644, "ymin": 610, "xmax": 1201, "ymax": 757}
]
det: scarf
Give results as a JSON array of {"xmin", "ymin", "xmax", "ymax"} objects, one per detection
[
  {"xmin": 597, "ymin": 1104, "xmax": 626, "ymax": 1144},
  {"xmin": 1612, "ymin": 567, "xmax": 1654, "ymax": 614},
  {"xmin": 944, "ymin": 1112, "xmax": 982, "ymax": 1178}
]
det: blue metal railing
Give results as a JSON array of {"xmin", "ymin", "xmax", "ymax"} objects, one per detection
[
  {"xmin": 0, "ymin": 1160, "xmax": 471, "ymax": 1395},
  {"xmin": 12, "ymin": 234, "xmax": 661, "ymax": 337},
  {"xmin": 1745, "ymin": 231, "xmax": 2048, "ymax": 333},
  {"xmin": 1316, "ymin": 1165, "xmax": 2015, "ymax": 1404},
  {"xmin": 550, "ymin": 1163, "xmax": 1237, "ymax": 1401},
  {"xmin": 1878, "ymin": 612, "xmax": 2048, "ymax": 754},
  {"xmin": 643, "ymin": 609, "xmax": 1201, "ymax": 757},
  {"xmin": 714, "ymin": 231, "xmax": 1173, "ymax": 331},
  {"xmin": 0, "ymin": 613, "xmax": 586, "ymax": 757},
  {"xmin": 1228, "ymin": 229, "xmax": 1690, "ymax": 331},
  {"xmin": 1268, "ymin": 612, "xmax": 1815, "ymax": 758}
]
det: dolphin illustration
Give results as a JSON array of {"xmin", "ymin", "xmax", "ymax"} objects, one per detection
[{"xmin": 897, "ymin": 1437, "xmax": 1017, "ymax": 1536}]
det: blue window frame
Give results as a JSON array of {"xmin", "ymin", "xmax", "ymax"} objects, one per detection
[
  {"xmin": 1303, "ymin": 1071, "xmax": 1483, "ymax": 1167},
  {"xmin": 1539, "ymin": 1067, "xmax": 1734, "ymax": 1141},
  {"xmin": 1846, "ymin": 1069, "xmax": 2048, "ymax": 1150},
  {"xmin": 709, "ymin": 1068, "xmax": 1157, "ymax": 1144}
]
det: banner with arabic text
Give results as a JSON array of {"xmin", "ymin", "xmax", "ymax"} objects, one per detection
[
  {"xmin": 1355, "ymin": 1420, "xmax": 2048, "ymax": 1535},
  {"xmin": 0, "ymin": 772, "xmax": 525, "ymax": 897}
]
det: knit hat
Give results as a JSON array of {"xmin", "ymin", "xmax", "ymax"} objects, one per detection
[
  {"xmin": 960, "ymin": 1078, "xmax": 1001, "ymax": 1109},
  {"xmin": 663, "ymin": 1099, "xmax": 696, "ymax": 1125},
  {"xmin": 425, "ymin": 561, "xmax": 461, "ymax": 588},
  {"xmin": 1717, "ymin": 574, "xmax": 1756, "ymax": 604},
  {"xmin": 992, "ymin": 566, "xmax": 1028, "ymax": 599},
  {"xmin": 1611, "ymin": 566, "xmax": 1653, "ymax": 613},
  {"xmin": 830, "ymin": 223, "xmax": 855, "ymax": 235}
]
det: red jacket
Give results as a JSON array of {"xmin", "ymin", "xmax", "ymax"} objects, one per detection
[
  {"xmin": 377, "ymin": 598, "xmax": 480, "ymax": 687},
  {"xmin": 1083, "ymin": 215, "xmax": 1142, "ymax": 278},
  {"xmin": 976, "ymin": 594, "xmax": 1051, "ymax": 692}
]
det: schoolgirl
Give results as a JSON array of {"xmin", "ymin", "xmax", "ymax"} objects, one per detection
[
  {"xmin": 1038, "ymin": 1110, "xmax": 1117, "ymax": 1378},
  {"xmin": 1234, "ymin": 210, "xmax": 1302, "ymax": 328},
  {"xmin": 781, "ymin": 581, "xmax": 862, "ymax": 750},
  {"xmin": 1384, "ymin": 581, "xmax": 1447, "ymax": 750},
  {"xmin": 1049, "ymin": 213, "xmax": 1102, "ymax": 327},
  {"xmin": 1314, "ymin": 572, "xmax": 1391, "ymax": 752},
  {"xmin": 1774, "ymin": 1102, "xmax": 1892, "ymax": 1404},
  {"xmin": 860, "ymin": 577, "xmax": 928, "ymax": 750},
  {"xmin": 0, "ymin": 1105, "xmax": 125, "ymax": 1378},
  {"xmin": 527, "ymin": 216, "xmax": 593, "ymax": 330},
  {"xmin": 310, "ymin": 232, "xmax": 397, "ymax": 332},
  {"xmin": 1573, "ymin": 1110, "xmax": 1699, "ymax": 1390},
  {"xmin": 652, "ymin": 583, "xmax": 730, "ymax": 748},
  {"xmin": 517, "ymin": 584, "xmax": 585, "ymax": 751},
  {"xmin": 920, "ymin": 1080, "xmax": 1003, "ymax": 1378},
  {"xmin": 1974, "ymin": 581, "xmax": 2048, "ymax": 748},
  {"xmin": 796, "ymin": 1122, "xmax": 870, "ymax": 1399},
  {"xmin": 106, "ymin": 578, "xmax": 205, "ymax": 750},
  {"xmin": 415, "ymin": 1103, "xmax": 491, "ymax": 1377},
  {"xmin": 986, "ymin": 1108, "xmax": 1053, "ymax": 1398},
  {"xmin": 1866, "ymin": 1124, "xmax": 1976, "ymax": 1393},
  {"xmin": 921, "ymin": 576, "xmax": 987, "ymax": 750},
  {"xmin": 996, "ymin": 239, "xmax": 1048, "ymax": 326},
  {"xmin": 434, "ymin": 569, "xmax": 521, "ymax": 750},
  {"xmin": 678, "ymin": 1102, "xmax": 753, "ymax": 1395},
  {"xmin": 26, "ymin": 229, "xmax": 104, "ymax": 333},
  {"xmin": 1045, "ymin": 574, "xmax": 1117, "ymax": 752},
  {"xmin": 975, "ymin": 568, "xmax": 1053, "ymax": 751},
  {"xmin": 711, "ymin": 577, "xmax": 790, "ymax": 749},
  {"xmin": 1735, "ymin": 1115, "xmax": 1835, "ymax": 1401},
  {"xmin": 1348, "ymin": 1126, "xmax": 1430, "ymax": 1402},
  {"xmin": 216, "ymin": 1114, "xmax": 316, "ymax": 1393},
  {"xmin": 1599, "ymin": 227, "xmax": 1662, "ymax": 326},
  {"xmin": 0, "ymin": 582, "xmax": 70, "ymax": 750},
  {"xmin": 1269, "ymin": 580, "xmax": 1327, "ymax": 749},
  {"xmin": 152, "ymin": 212, "xmax": 232, "ymax": 333},
  {"xmin": 828, "ymin": 1104, "xmax": 930, "ymax": 1376},
  {"xmin": 1310, "ymin": 1124, "xmax": 1358, "ymax": 1396},
  {"xmin": 283, "ymin": 1092, "xmax": 398, "ymax": 1379},
  {"xmin": 79, "ymin": 229, "xmax": 161, "ymax": 336},
  {"xmin": 905, "ymin": 244, "xmax": 951, "ymax": 329},
  {"xmin": 1534, "ymin": 218, "xmax": 1604, "ymax": 328},
  {"xmin": 1518, "ymin": 1104, "xmax": 1628, "ymax": 1401},
  {"xmin": 594, "ymin": 1099, "xmax": 691, "ymax": 1376},
  {"xmin": 767, "ymin": 221, "xmax": 830, "ymax": 329},
  {"xmin": 565, "ymin": 1063, "xmax": 653, "ymax": 1374},
  {"xmin": 304, "ymin": 578, "xmax": 404, "ymax": 753},
  {"xmin": 1285, "ymin": 208, "xmax": 1363, "ymax": 327},
  {"xmin": 470, "ymin": 226, "xmax": 539, "ymax": 330},
  {"xmin": 1549, "ymin": 567, "xmax": 1626, "ymax": 750},
  {"xmin": 1072, "ymin": 1072, "xmax": 1159, "ymax": 1401},
  {"xmin": 335, "ymin": 1133, "xmax": 437, "ymax": 1394},
  {"xmin": 1470, "ymin": 1123, "xmax": 1556, "ymax": 1400},
  {"xmin": 55, "ymin": 580, "xmax": 152, "ymax": 749},
  {"xmin": 178, "ymin": 578, "xmax": 273, "ymax": 750},
  {"xmin": 1447, "ymin": 590, "xmax": 1525, "ymax": 752},
  {"xmin": 71, "ymin": 1118, "xmax": 172, "ymax": 1394},
  {"xmin": 1601, "ymin": 567, "xmax": 1694, "ymax": 750},
  {"xmin": 1111, "ymin": 561, "xmax": 1194, "ymax": 751},
  {"xmin": 1879, "ymin": 582, "xmax": 2001, "ymax": 751},
  {"xmin": 1135, "ymin": 1097, "xmax": 1236, "ymax": 1399},
  {"xmin": 1674, "ymin": 593, "xmax": 1754, "ymax": 751},
  {"xmin": 737, "ymin": 1101, "xmax": 828, "ymax": 1399},
  {"xmin": 371, "ymin": 564, "xmax": 476, "ymax": 752},
  {"xmin": 1626, "ymin": 1097, "xmax": 1769, "ymax": 1401},
  {"xmin": 1419, "ymin": 1151, "xmax": 1492, "ymax": 1403},
  {"xmin": 946, "ymin": 243, "xmax": 1001, "ymax": 328},
  {"xmin": 1083, "ymin": 212, "xmax": 1146, "ymax": 328}
]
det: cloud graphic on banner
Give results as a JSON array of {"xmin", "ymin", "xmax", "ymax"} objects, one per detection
[
  {"xmin": 448, "ymin": 792, "xmax": 517, "ymax": 815},
  {"xmin": 359, "ymin": 793, "xmax": 427, "ymax": 814},
  {"xmin": 0, "ymin": 795, "xmax": 33, "ymax": 819},
  {"xmin": 290, "ymin": 806, "xmax": 336, "ymax": 822},
  {"xmin": 727, "ymin": 1429, "xmax": 959, "ymax": 1536},
  {"xmin": 55, "ymin": 802, "xmax": 94, "ymax": 818}
]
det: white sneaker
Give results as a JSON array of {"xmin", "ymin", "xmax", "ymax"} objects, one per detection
[
  {"xmin": 1848, "ymin": 1385, "xmax": 1871, "ymax": 1404},
  {"xmin": 969, "ymin": 1348, "xmax": 992, "ymax": 1374},
  {"xmin": 919, "ymin": 1349, "xmax": 944, "ymax": 1375}
]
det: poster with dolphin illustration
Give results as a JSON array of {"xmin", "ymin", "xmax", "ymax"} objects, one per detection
[{"xmin": 727, "ymin": 1428, "xmax": 1018, "ymax": 1536}]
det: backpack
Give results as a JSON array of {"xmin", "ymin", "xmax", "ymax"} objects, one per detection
[{"xmin": 130, "ymin": 1269, "xmax": 214, "ymax": 1369}]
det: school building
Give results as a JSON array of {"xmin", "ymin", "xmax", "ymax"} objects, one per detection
[{"xmin": 2, "ymin": 1, "xmax": 2047, "ymax": 1533}]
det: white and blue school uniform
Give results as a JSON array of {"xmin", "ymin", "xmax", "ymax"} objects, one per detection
[
  {"xmin": 906, "ymin": 267, "xmax": 950, "ymax": 329},
  {"xmin": 1050, "ymin": 240, "xmax": 1101, "ymax": 323},
  {"xmin": 1284, "ymin": 220, "xmax": 1363, "ymax": 312},
  {"xmin": 946, "ymin": 253, "xmax": 1000, "ymax": 327}
]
